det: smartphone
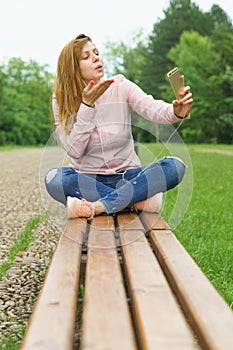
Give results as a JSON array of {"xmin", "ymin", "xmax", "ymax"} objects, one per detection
[{"xmin": 167, "ymin": 67, "xmax": 184, "ymax": 100}]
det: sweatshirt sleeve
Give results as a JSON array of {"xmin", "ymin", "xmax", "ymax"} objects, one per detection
[
  {"xmin": 52, "ymin": 97, "xmax": 96, "ymax": 159},
  {"xmin": 121, "ymin": 76, "xmax": 189, "ymax": 124}
]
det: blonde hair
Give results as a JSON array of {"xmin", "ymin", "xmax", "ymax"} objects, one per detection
[{"xmin": 53, "ymin": 34, "xmax": 92, "ymax": 133}]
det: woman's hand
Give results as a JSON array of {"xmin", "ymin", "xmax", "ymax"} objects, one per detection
[
  {"xmin": 172, "ymin": 75, "xmax": 193, "ymax": 118},
  {"xmin": 82, "ymin": 79, "xmax": 114, "ymax": 107}
]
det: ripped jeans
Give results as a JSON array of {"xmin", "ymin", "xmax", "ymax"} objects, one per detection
[{"xmin": 44, "ymin": 157, "xmax": 186, "ymax": 214}]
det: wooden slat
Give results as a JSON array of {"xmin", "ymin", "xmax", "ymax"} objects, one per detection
[
  {"xmin": 80, "ymin": 215, "xmax": 137, "ymax": 350},
  {"xmin": 118, "ymin": 213, "xmax": 200, "ymax": 350},
  {"xmin": 138, "ymin": 211, "xmax": 170, "ymax": 230},
  {"xmin": 21, "ymin": 219, "xmax": 86, "ymax": 350},
  {"xmin": 141, "ymin": 213, "xmax": 233, "ymax": 350}
]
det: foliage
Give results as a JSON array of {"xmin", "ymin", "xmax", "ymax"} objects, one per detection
[
  {"xmin": 1, "ymin": 0, "xmax": 233, "ymax": 145},
  {"xmin": 140, "ymin": 0, "xmax": 214, "ymax": 98},
  {"xmin": 216, "ymin": 114, "xmax": 233, "ymax": 143},
  {"xmin": 104, "ymin": 30, "xmax": 148, "ymax": 84},
  {"xmin": 0, "ymin": 58, "xmax": 53, "ymax": 146},
  {"xmin": 104, "ymin": 0, "xmax": 233, "ymax": 144},
  {"xmin": 166, "ymin": 28, "xmax": 233, "ymax": 143}
]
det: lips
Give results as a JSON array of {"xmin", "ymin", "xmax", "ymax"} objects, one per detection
[{"xmin": 95, "ymin": 64, "xmax": 103, "ymax": 71}]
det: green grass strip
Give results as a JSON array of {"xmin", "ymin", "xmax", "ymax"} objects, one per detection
[
  {"xmin": 0, "ymin": 326, "xmax": 25, "ymax": 350},
  {"xmin": 0, "ymin": 215, "xmax": 47, "ymax": 281}
]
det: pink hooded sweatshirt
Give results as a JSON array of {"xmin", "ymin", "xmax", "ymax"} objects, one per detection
[{"xmin": 52, "ymin": 74, "xmax": 184, "ymax": 174}]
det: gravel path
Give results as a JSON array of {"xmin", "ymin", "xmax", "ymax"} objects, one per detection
[{"xmin": 0, "ymin": 148, "xmax": 62, "ymax": 347}]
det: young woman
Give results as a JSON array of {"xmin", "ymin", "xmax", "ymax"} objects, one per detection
[{"xmin": 45, "ymin": 34, "xmax": 193, "ymax": 219}]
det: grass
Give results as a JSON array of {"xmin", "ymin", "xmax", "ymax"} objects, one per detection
[
  {"xmin": 0, "ymin": 145, "xmax": 44, "ymax": 151},
  {"xmin": 0, "ymin": 215, "xmax": 47, "ymax": 349},
  {"xmin": 139, "ymin": 143, "xmax": 233, "ymax": 307},
  {"xmin": 0, "ymin": 215, "xmax": 47, "ymax": 281},
  {"xmin": 0, "ymin": 327, "xmax": 25, "ymax": 350}
]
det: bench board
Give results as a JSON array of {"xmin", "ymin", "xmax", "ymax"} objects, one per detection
[
  {"xmin": 80, "ymin": 216, "xmax": 137, "ymax": 350},
  {"xmin": 21, "ymin": 212, "xmax": 233, "ymax": 350},
  {"xmin": 141, "ymin": 212, "xmax": 233, "ymax": 350},
  {"xmin": 118, "ymin": 213, "xmax": 199, "ymax": 349},
  {"xmin": 22, "ymin": 219, "xmax": 85, "ymax": 350}
]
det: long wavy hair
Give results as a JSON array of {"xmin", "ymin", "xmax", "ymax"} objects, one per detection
[{"xmin": 53, "ymin": 34, "xmax": 92, "ymax": 133}]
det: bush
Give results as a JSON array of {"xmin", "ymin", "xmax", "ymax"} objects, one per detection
[{"xmin": 216, "ymin": 114, "xmax": 233, "ymax": 143}]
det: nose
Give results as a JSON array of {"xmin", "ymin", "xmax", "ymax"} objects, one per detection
[{"xmin": 92, "ymin": 53, "xmax": 99, "ymax": 62}]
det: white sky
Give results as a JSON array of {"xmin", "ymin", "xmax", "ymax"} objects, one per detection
[{"xmin": 1, "ymin": 0, "xmax": 232, "ymax": 73}]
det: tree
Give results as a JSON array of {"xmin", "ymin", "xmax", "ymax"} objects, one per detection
[
  {"xmin": 0, "ymin": 58, "xmax": 54, "ymax": 145},
  {"xmin": 166, "ymin": 28, "xmax": 233, "ymax": 143},
  {"xmin": 103, "ymin": 30, "xmax": 148, "ymax": 84},
  {"xmin": 166, "ymin": 31, "xmax": 222, "ymax": 142},
  {"xmin": 208, "ymin": 4, "xmax": 232, "ymax": 30},
  {"xmin": 142, "ymin": 0, "xmax": 209, "ymax": 98},
  {"xmin": 132, "ymin": 0, "xmax": 232, "ymax": 101},
  {"xmin": 103, "ymin": 0, "xmax": 233, "ymax": 143},
  {"xmin": 209, "ymin": 22, "xmax": 233, "ymax": 143}
]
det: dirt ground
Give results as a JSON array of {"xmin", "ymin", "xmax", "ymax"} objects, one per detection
[
  {"xmin": 195, "ymin": 148, "xmax": 233, "ymax": 156},
  {"xmin": 0, "ymin": 147, "xmax": 62, "ymax": 344}
]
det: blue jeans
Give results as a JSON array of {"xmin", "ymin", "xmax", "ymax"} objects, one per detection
[{"xmin": 44, "ymin": 157, "xmax": 186, "ymax": 214}]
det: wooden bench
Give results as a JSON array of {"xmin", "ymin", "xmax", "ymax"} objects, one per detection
[{"xmin": 21, "ymin": 212, "xmax": 233, "ymax": 350}]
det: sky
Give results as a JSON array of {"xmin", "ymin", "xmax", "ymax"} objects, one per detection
[{"xmin": 1, "ymin": 0, "xmax": 232, "ymax": 73}]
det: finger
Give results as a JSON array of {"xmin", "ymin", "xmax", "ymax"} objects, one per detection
[
  {"xmin": 181, "ymin": 75, "xmax": 185, "ymax": 90},
  {"xmin": 180, "ymin": 88, "xmax": 190, "ymax": 98},
  {"xmin": 183, "ymin": 85, "xmax": 191, "ymax": 94},
  {"xmin": 181, "ymin": 92, "xmax": 192, "ymax": 102},
  {"xmin": 172, "ymin": 99, "xmax": 181, "ymax": 106},
  {"xmin": 100, "ymin": 78, "xmax": 114, "ymax": 85},
  {"xmin": 98, "ymin": 79, "xmax": 114, "ymax": 89},
  {"xmin": 97, "ymin": 80, "xmax": 114, "ymax": 94},
  {"xmin": 83, "ymin": 79, "xmax": 114, "ymax": 104},
  {"xmin": 184, "ymin": 99, "xmax": 193, "ymax": 105},
  {"xmin": 83, "ymin": 81, "xmax": 95, "ymax": 93}
]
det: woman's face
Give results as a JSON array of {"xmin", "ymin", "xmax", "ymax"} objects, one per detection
[{"xmin": 79, "ymin": 41, "xmax": 104, "ymax": 84}]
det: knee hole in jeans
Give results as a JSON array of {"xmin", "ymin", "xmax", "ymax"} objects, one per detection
[{"xmin": 45, "ymin": 168, "xmax": 58, "ymax": 184}]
